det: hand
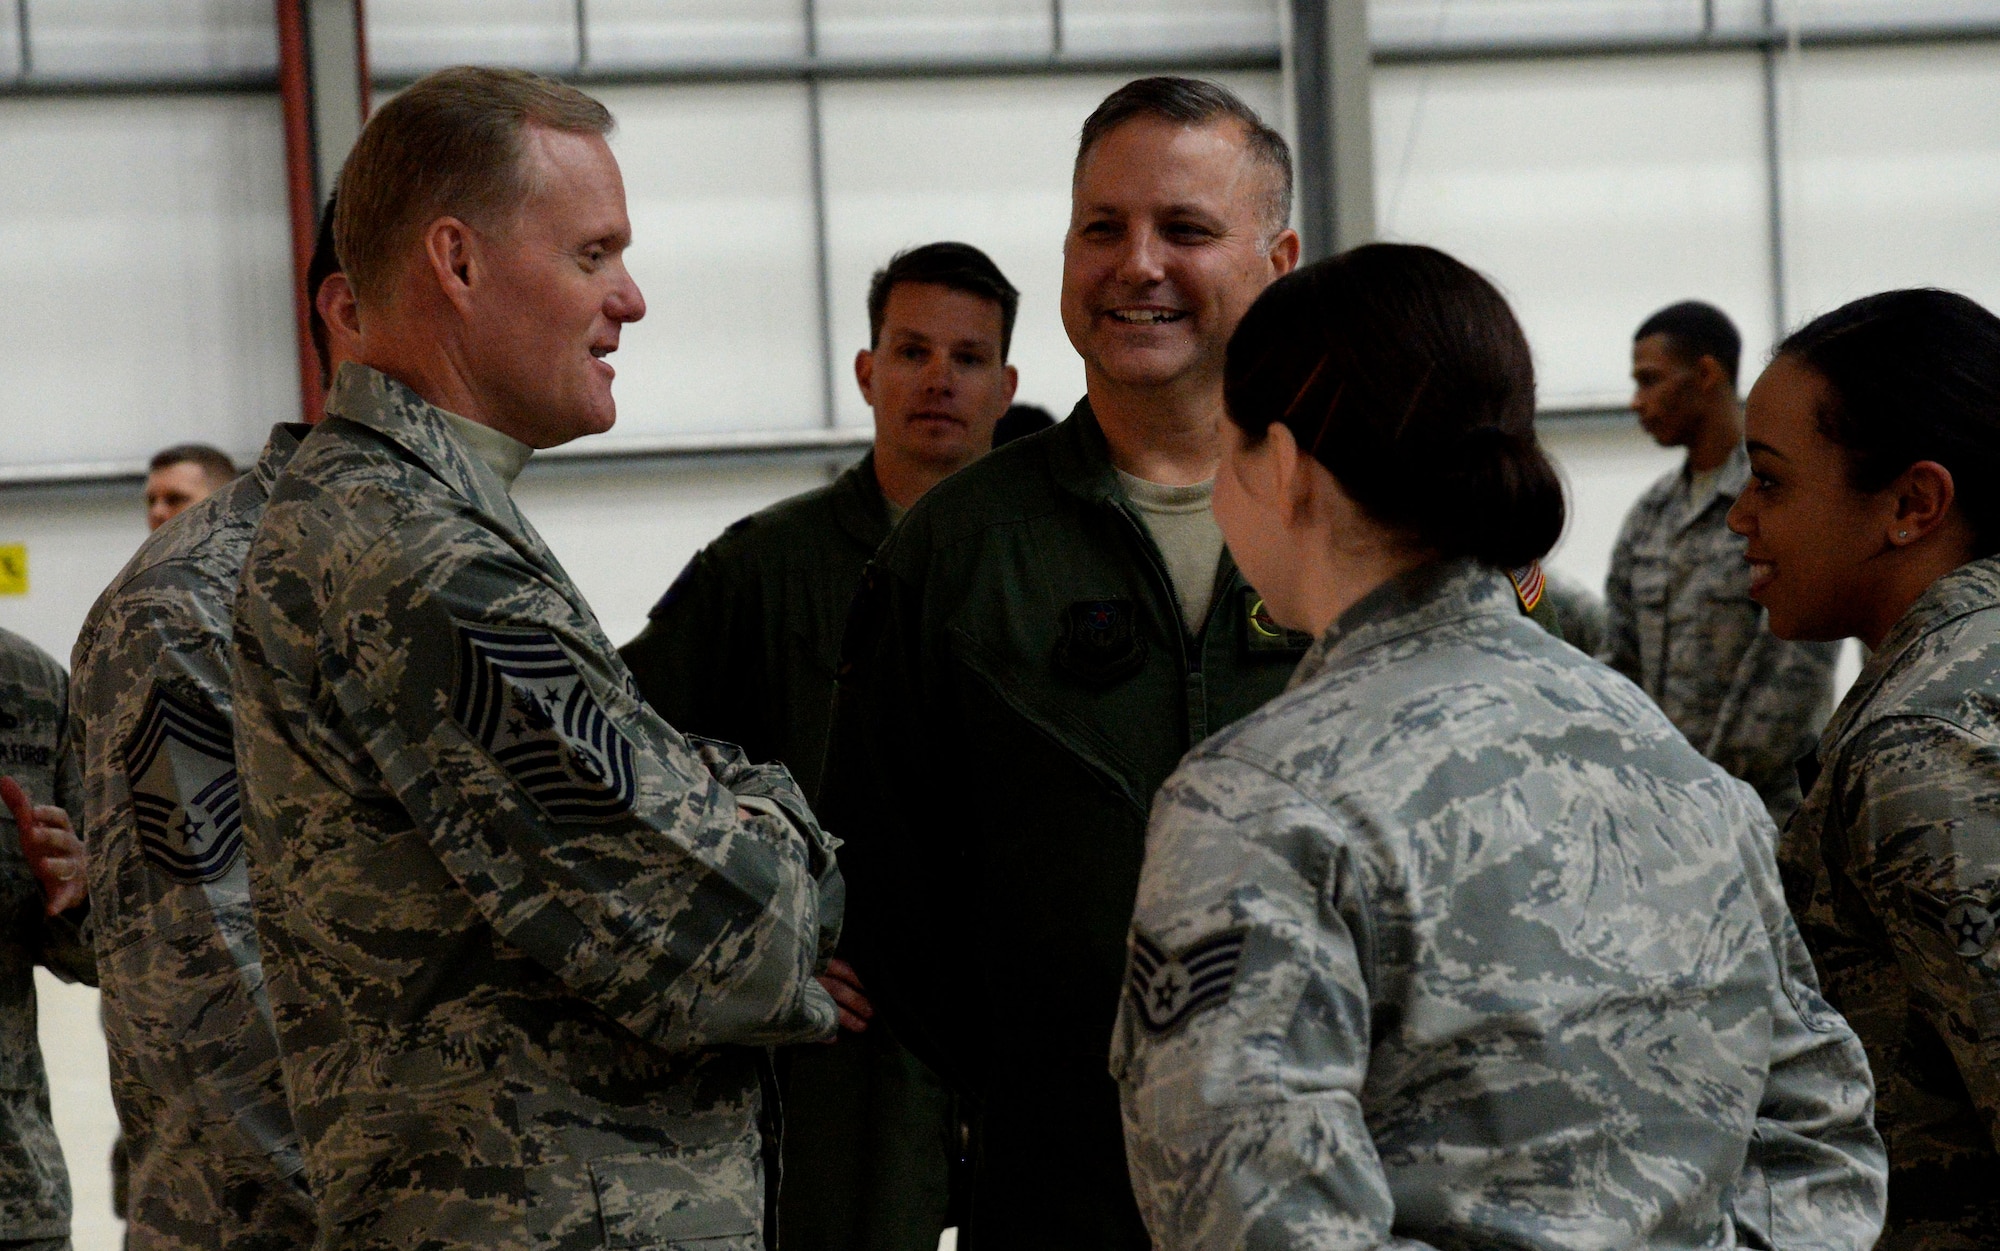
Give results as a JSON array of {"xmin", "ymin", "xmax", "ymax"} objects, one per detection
[
  {"xmin": 817, "ymin": 957, "xmax": 874, "ymax": 1035},
  {"xmin": 3, "ymin": 777, "xmax": 86, "ymax": 916}
]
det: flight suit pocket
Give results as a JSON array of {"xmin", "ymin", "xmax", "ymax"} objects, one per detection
[{"xmin": 588, "ymin": 1149, "xmax": 759, "ymax": 1248}]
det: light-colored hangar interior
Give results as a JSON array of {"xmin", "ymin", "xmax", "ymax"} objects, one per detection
[{"xmin": 3, "ymin": 2, "xmax": 1999, "ymax": 1246}]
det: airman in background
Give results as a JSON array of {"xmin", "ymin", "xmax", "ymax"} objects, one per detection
[
  {"xmin": 621, "ymin": 241, "xmax": 1019, "ymax": 1251},
  {"xmin": 0, "ymin": 626, "xmax": 93, "ymax": 1251},
  {"xmin": 230, "ymin": 67, "xmax": 838, "ymax": 1248},
  {"xmin": 143, "ymin": 446, "xmax": 236, "ymax": 532},
  {"xmin": 1604, "ymin": 301, "xmax": 1838, "ymax": 827}
]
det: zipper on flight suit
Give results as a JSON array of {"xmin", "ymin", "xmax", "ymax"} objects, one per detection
[{"xmin": 1108, "ymin": 500, "xmax": 1216, "ymax": 749}]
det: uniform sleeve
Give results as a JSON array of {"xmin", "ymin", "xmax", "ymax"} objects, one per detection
[
  {"xmin": 1110, "ymin": 750, "xmax": 1439, "ymax": 1251},
  {"xmin": 1723, "ymin": 790, "xmax": 1887, "ymax": 1248},
  {"xmin": 1598, "ymin": 512, "xmax": 1643, "ymax": 680},
  {"xmin": 324, "ymin": 532, "xmax": 836, "ymax": 1053},
  {"xmin": 1706, "ymin": 629, "xmax": 1839, "ymax": 820},
  {"xmin": 34, "ymin": 666, "xmax": 93, "ymax": 986},
  {"xmin": 1844, "ymin": 714, "xmax": 2000, "ymax": 1151}
]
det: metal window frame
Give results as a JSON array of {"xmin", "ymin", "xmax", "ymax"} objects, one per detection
[{"xmin": 5, "ymin": 12, "xmax": 2000, "ymax": 487}]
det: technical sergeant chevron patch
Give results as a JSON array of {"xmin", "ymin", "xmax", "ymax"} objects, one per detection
[
  {"xmin": 122, "ymin": 683, "xmax": 244, "ymax": 883},
  {"xmin": 1128, "ymin": 926, "xmax": 1248, "ymax": 1035},
  {"xmin": 451, "ymin": 622, "xmax": 637, "ymax": 822}
]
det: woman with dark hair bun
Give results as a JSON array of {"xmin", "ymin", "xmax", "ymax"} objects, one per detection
[
  {"xmin": 1111, "ymin": 244, "xmax": 1885, "ymax": 1248},
  {"xmin": 1728, "ymin": 287, "xmax": 2000, "ymax": 1248}
]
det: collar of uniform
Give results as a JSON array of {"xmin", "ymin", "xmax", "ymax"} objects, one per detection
[
  {"xmin": 1045, "ymin": 397, "xmax": 1123, "ymax": 503},
  {"xmin": 253, "ymin": 422, "xmax": 312, "ymax": 498},
  {"xmin": 1288, "ymin": 556, "xmax": 1519, "ymax": 691},
  {"xmin": 1815, "ymin": 553, "xmax": 2000, "ymax": 760},
  {"xmin": 830, "ymin": 449, "xmax": 893, "ymax": 551},
  {"xmin": 1676, "ymin": 441, "xmax": 1751, "ymax": 533},
  {"xmin": 323, "ymin": 362, "xmax": 524, "ymax": 521}
]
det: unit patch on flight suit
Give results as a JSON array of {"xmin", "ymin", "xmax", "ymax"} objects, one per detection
[
  {"xmin": 1057, "ymin": 598, "xmax": 1147, "ymax": 685},
  {"xmin": 1128, "ymin": 926, "xmax": 1247, "ymax": 1035},
  {"xmin": 122, "ymin": 683, "xmax": 244, "ymax": 883},
  {"xmin": 452, "ymin": 622, "xmax": 637, "ymax": 822}
]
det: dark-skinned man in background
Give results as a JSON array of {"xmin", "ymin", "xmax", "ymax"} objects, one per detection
[
  {"xmin": 620, "ymin": 241, "xmax": 1019, "ymax": 1251},
  {"xmin": 819, "ymin": 78, "xmax": 1302, "ymax": 1247},
  {"xmin": 1603, "ymin": 301, "xmax": 1839, "ymax": 828}
]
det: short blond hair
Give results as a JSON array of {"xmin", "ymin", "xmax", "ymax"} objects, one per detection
[{"xmin": 334, "ymin": 66, "xmax": 613, "ymax": 302}]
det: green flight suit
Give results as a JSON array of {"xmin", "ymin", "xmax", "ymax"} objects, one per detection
[
  {"xmin": 620, "ymin": 452, "xmax": 956, "ymax": 1251},
  {"xmin": 820, "ymin": 401, "xmax": 1315, "ymax": 1249}
]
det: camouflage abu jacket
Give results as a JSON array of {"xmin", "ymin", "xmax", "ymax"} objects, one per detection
[
  {"xmin": 1113, "ymin": 558, "xmax": 1887, "ymax": 1250},
  {"xmin": 69, "ymin": 423, "xmax": 317, "ymax": 1250},
  {"xmin": 230, "ymin": 365, "xmax": 840, "ymax": 1251},
  {"xmin": 0, "ymin": 626, "xmax": 92, "ymax": 1242},
  {"xmin": 1780, "ymin": 554, "xmax": 2000, "ymax": 1249},
  {"xmin": 1601, "ymin": 444, "xmax": 1839, "ymax": 827}
]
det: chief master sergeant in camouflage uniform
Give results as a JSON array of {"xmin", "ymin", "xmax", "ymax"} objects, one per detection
[
  {"xmin": 0, "ymin": 627, "xmax": 95, "ymax": 1251},
  {"xmin": 1116, "ymin": 245, "xmax": 1886, "ymax": 1250},
  {"xmin": 64, "ymin": 196, "xmax": 354, "ymax": 1250},
  {"xmin": 230, "ymin": 68, "xmax": 839, "ymax": 1249},
  {"xmin": 620, "ymin": 242, "xmax": 1020, "ymax": 1251},
  {"xmin": 1604, "ymin": 301, "xmax": 1839, "ymax": 827}
]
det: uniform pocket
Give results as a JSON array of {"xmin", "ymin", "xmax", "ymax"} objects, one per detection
[{"xmin": 588, "ymin": 1147, "xmax": 760, "ymax": 1249}]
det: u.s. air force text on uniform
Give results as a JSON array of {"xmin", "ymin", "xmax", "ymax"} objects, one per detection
[
  {"xmin": 230, "ymin": 365, "xmax": 839, "ymax": 1250},
  {"xmin": 69, "ymin": 424, "xmax": 317, "ymax": 1250},
  {"xmin": 1783, "ymin": 554, "xmax": 2000, "ymax": 1250},
  {"xmin": 0, "ymin": 626, "xmax": 94, "ymax": 1248},
  {"xmin": 1114, "ymin": 558, "xmax": 1887, "ymax": 1250}
]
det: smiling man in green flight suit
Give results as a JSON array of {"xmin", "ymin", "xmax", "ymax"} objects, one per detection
[{"xmin": 621, "ymin": 242, "xmax": 1019, "ymax": 1251}]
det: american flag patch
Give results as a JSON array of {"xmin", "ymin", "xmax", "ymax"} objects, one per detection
[{"xmin": 1508, "ymin": 561, "xmax": 1547, "ymax": 614}]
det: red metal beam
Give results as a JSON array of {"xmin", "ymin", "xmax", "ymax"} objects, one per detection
[{"xmin": 275, "ymin": 0, "xmax": 322, "ymax": 423}]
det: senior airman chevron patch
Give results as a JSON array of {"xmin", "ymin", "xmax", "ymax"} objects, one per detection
[
  {"xmin": 122, "ymin": 684, "xmax": 244, "ymax": 883},
  {"xmin": 1128, "ymin": 926, "xmax": 1247, "ymax": 1035},
  {"xmin": 451, "ymin": 622, "xmax": 637, "ymax": 822}
]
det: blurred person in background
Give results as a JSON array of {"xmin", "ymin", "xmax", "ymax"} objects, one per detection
[
  {"xmin": 1603, "ymin": 301, "xmax": 1838, "ymax": 828},
  {"xmin": 0, "ymin": 627, "xmax": 93, "ymax": 1251},
  {"xmin": 64, "ymin": 195, "xmax": 354, "ymax": 1251},
  {"xmin": 1729, "ymin": 288, "xmax": 2000, "ymax": 1249},
  {"xmin": 1542, "ymin": 567, "xmax": 1606, "ymax": 657},
  {"xmin": 230, "ymin": 67, "xmax": 840, "ymax": 1248},
  {"xmin": 818, "ymin": 77, "xmax": 1302, "ymax": 1247},
  {"xmin": 1112, "ymin": 242, "xmax": 1885, "ymax": 1250},
  {"xmin": 143, "ymin": 445, "xmax": 236, "ymax": 532},
  {"xmin": 620, "ymin": 240, "xmax": 1019, "ymax": 1251},
  {"xmin": 993, "ymin": 402, "xmax": 1056, "ymax": 447}
]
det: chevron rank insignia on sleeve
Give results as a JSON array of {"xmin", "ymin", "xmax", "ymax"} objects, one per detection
[
  {"xmin": 451, "ymin": 622, "xmax": 637, "ymax": 822},
  {"xmin": 1905, "ymin": 881, "xmax": 2000, "ymax": 958},
  {"xmin": 122, "ymin": 683, "xmax": 244, "ymax": 883},
  {"xmin": 1128, "ymin": 926, "xmax": 1248, "ymax": 1035}
]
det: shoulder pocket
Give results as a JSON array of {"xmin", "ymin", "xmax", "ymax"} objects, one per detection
[{"xmin": 588, "ymin": 1149, "xmax": 759, "ymax": 1248}]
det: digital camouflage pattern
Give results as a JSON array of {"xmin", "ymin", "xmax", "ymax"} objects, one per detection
[
  {"xmin": 231, "ymin": 365, "xmax": 840, "ymax": 1251},
  {"xmin": 1113, "ymin": 558, "xmax": 1887, "ymax": 1250},
  {"xmin": 0, "ymin": 626, "xmax": 92, "ymax": 1243},
  {"xmin": 68, "ymin": 424, "xmax": 317, "ymax": 1250},
  {"xmin": 1781, "ymin": 554, "xmax": 2000, "ymax": 1249},
  {"xmin": 1602, "ymin": 444, "xmax": 1839, "ymax": 827}
]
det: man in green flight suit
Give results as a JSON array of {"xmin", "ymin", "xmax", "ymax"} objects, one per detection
[
  {"xmin": 819, "ymin": 78, "xmax": 1303, "ymax": 1248},
  {"xmin": 620, "ymin": 242, "xmax": 1019, "ymax": 1250}
]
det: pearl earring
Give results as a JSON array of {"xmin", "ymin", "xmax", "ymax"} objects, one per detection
[{"xmin": 1897, "ymin": 531, "xmax": 1909, "ymax": 540}]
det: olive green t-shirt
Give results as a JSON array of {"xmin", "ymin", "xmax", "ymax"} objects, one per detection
[{"xmin": 1115, "ymin": 469, "xmax": 1223, "ymax": 636}]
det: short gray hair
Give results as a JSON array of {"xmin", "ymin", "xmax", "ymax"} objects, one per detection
[{"xmin": 1075, "ymin": 76, "xmax": 1293, "ymax": 236}]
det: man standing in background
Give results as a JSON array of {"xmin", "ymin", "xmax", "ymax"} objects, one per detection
[
  {"xmin": 0, "ymin": 626, "xmax": 93, "ymax": 1251},
  {"xmin": 142, "ymin": 446, "xmax": 236, "ymax": 532},
  {"xmin": 819, "ymin": 78, "xmax": 1301, "ymax": 1247},
  {"xmin": 621, "ymin": 241, "xmax": 1017, "ymax": 1251},
  {"xmin": 1604, "ymin": 301, "xmax": 1839, "ymax": 826},
  {"xmin": 65, "ymin": 197, "xmax": 353, "ymax": 1250}
]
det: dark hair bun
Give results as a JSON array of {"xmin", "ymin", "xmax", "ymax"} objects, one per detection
[{"xmin": 1224, "ymin": 243, "xmax": 1566, "ymax": 568}]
